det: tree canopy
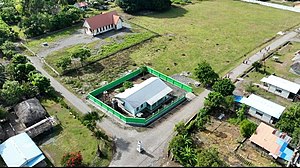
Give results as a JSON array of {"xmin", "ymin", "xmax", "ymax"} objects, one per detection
[
  {"xmin": 194, "ymin": 61, "xmax": 219, "ymax": 87},
  {"xmin": 240, "ymin": 119, "xmax": 257, "ymax": 138},
  {"xmin": 275, "ymin": 103, "xmax": 300, "ymax": 146},
  {"xmin": 116, "ymin": 0, "xmax": 172, "ymax": 14},
  {"xmin": 212, "ymin": 78, "xmax": 235, "ymax": 97}
]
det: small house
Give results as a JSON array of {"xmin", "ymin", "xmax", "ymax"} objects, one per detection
[
  {"xmin": 0, "ymin": 132, "xmax": 46, "ymax": 167},
  {"xmin": 235, "ymin": 94, "xmax": 285, "ymax": 124},
  {"xmin": 250, "ymin": 123, "xmax": 293, "ymax": 162},
  {"xmin": 83, "ymin": 11, "xmax": 123, "ymax": 36},
  {"xmin": 114, "ymin": 77, "xmax": 173, "ymax": 116},
  {"xmin": 74, "ymin": 1, "xmax": 88, "ymax": 10},
  {"xmin": 261, "ymin": 75, "xmax": 300, "ymax": 100}
]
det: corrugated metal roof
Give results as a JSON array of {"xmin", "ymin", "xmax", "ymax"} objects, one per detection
[
  {"xmin": 240, "ymin": 94, "xmax": 285, "ymax": 119},
  {"xmin": 115, "ymin": 77, "xmax": 172, "ymax": 109},
  {"xmin": 261, "ymin": 75, "xmax": 300, "ymax": 94},
  {"xmin": 0, "ymin": 133, "xmax": 45, "ymax": 167}
]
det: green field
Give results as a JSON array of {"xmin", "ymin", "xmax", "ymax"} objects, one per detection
[
  {"xmin": 129, "ymin": 0, "xmax": 300, "ymax": 77},
  {"xmin": 39, "ymin": 99, "xmax": 112, "ymax": 167},
  {"xmin": 44, "ymin": 30, "xmax": 155, "ymax": 73}
]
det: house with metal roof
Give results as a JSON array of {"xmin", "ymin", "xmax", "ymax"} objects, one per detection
[
  {"xmin": 0, "ymin": 132, "xmax": 45, "ymax": 167},
  {"xmin": 261, "ymin": 75, "xmax": 300, "ymax": 101},
  {"xmin": 83, "ymin": 11, "xmax": 123, "ymax": 36},
  {"xmin": 114, "ymin": 77, "xmax": 173, "ymax": 116},
  {"xmin": 234, "ymin": 94, "xmax": 285, "ymax": 124},
  {"xmin": 250, "ymin": 122, "xmax": 293, "ymax": 162}
]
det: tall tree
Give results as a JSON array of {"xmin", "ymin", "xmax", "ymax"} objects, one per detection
[
  {"xmin": 194, "ymin": 61, "xmax": 219, "ymax": 87},
  {"xmin": 28, "ymin": 72, "xmax": 51, "ymax": 94},
  {"xmin": 204, "ymin": 92, "xmax": 225, "ymax": 110},
  {"xmin": 212, "ymin": 78, "xmax": 235, "ymax": 96}
]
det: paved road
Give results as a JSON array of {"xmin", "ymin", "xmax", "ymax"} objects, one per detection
[
  {"xmin": 241, "ymin": 0, "xmax": 300, "ymax": 13},
  {"xmin": 228, "ymin": 31, "xmax": 299, "ymax": 81},
  {"xmin": 25, "ymin": 27, "xmax": 299, "ymax": 166},
  {"xmin": 26, "ymin": 56, "xmax": 91, "ymax": 114}
]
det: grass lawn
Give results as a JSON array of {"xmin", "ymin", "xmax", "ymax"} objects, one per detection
[
  {"xmin": 129, "ymin": 0, "xmax": 300, "ymax": 78},
  {"xmin": 39, "ymin": 99, "xmax": 112, "ymax": 167}
]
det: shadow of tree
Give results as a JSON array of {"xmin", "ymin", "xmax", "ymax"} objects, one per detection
[{"xmin": 134, "ymin": 5, "xmax": 188, "ymax": 18}]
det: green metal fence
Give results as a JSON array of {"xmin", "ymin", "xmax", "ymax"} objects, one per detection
[
  {"xmin": 89, "ymin": 68, "xmax": 142, "ymax": 96},
  {"xmin": 88, "ymin": 93, "xmax": 185, "ymax": 126},
  {"xmin": 87, "ymin": 66, "xmax": 192, "ymax": 125},
  {"xmin": 146, "ymin": 67, "xmax": 193, "ymax": 92}
]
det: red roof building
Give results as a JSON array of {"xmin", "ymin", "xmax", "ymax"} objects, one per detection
[
  {"xmin": 83, "ymin": 11, "xmax": 123, "ymax": 36},
  {"xmin": 74, "ymin": 2, "xmax": 88, "ymax": 10}
]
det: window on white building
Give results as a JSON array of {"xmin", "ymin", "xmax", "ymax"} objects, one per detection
[
  {"xmin": 255, "ymin": 111, "xmax": 263, "ymax": 117},
  {"xmin": 275, "ymin": 88, "xmax": 282, "ymax": 93}
]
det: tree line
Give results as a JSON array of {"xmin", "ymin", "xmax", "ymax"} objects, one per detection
[{"xmin": 0, "ymin": 0, "xmax": 83, "ymax": 38}]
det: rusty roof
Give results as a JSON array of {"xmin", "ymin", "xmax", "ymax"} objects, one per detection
[{"xmin": 84, "ymin": 11, "xmax": 120, "ymax": 30}]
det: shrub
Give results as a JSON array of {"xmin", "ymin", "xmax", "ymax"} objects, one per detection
[
  {"xmin": 240, "ymin": 119, "xmax": 257, "ymax": 138},
  {"xmin": 123, "ymin": 81, "xmax": 133, "ymax": 89},
  {"xmin": 61, "ymin": 151, "xmax": 83, "ymax": 167}
]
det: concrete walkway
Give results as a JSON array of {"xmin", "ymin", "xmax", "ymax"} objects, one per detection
[
  {"xmin": 227, "ymin": 31, "xmax": 299, "ymax": 80},
  {"xmin": 241, "ymin": 0, "xmax": 300, "ymax": 13}
]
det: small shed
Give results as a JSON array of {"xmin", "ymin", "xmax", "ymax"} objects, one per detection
[
  {"xmin": 261, "ymin": 75, "xmax": 300, "ymax": 100},
  {"xmin": 14, "ymin": 98, "xmax": 48, "ymax": 127},
  {"xmin": 235, "ymin": 94, "xmax": 285, "ymax": 124},
  {"xmin": 0, "ymin": 132, "xmax": 45, "ymax": 167}
]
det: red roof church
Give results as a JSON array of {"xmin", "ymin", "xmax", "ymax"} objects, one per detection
[{"xmin": 83, "ymin": 11, "xmax": 123, "ymax": 36}]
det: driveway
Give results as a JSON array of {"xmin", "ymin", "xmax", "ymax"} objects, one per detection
[
  {"xmin": 37, "ymin": 26, "xmax": 133, "ymax": 58},
  {"xmin": 25, "ymin": 27, "xmax": 299, "ymax": 166}
]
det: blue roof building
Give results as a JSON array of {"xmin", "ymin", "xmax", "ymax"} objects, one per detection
[{"xmin": 0, "ymin": 132, "xmax": 45, "ymax": 167}]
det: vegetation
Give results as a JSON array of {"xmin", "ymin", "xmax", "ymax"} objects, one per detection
[
  {"xmin": 171, "ymin": 0, "xmax": 192, "ymax": 5},
  {"xmin": 20, "ymin": 6, "xmax": 82, "ymax": 37},
  {"xmin": 129, "ymin": 0, "xmax": 300, "ymax": 77},
  {"xmin": 252, "ymin": 61, "xmax": 263, "ymax": 72},
  {"xmin": 212, "ymin": 78, "xmax": 235, "ymax": 97},
  {"xmin": 40, "ymin": 99, "xmax": 112, "ymax": 166},
  {"xmin": 276, "ymin": 103, "xmax": 300, "ymax": 146},
  {"xmin": 61, "ymin": 151, "xmax": 83, "ymax": 167},
  {"xmin": 240, "ymin": 119, "xmax": 257, "ymax": 138},
  {"xmin": 0, "ymin": 41, "xmax": 17, "ymax": 60},
  {"xmin": 0, "ymin": 106, "xmax": 8, "ymax": 119},
  {"xmin": 0, "ymin": 18, "xmax": 18, "ymax": 45},
  {"xmin": 196, "ymin": 147, "xmax": 227, "ymax": 167},
  {"xmin": 46, "ymin": 31, "xmax": 155, "ymax": 74},
  {"xmin": 194, "ymin": 61, "xmax": 219, "ymax": 87},
  {"xmin": 116, "ymin": 0, "xmax": 171, "ymax": 13}
]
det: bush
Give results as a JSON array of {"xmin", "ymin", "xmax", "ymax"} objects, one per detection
[
  {"xmin": 240, "ymin": 119, "xmax": 257, "ymax": 138},
  {"xmin": 123, "ymin": 81, "xmax": 133, "ymax": 89},
  {"xmin": 61, "ymin": 151, "xmax": 83, "ymax": 167}
]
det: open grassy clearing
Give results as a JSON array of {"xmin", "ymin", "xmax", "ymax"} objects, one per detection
[
  {"xmin": 128, "ymin": 0, "xmax": 300, "ymax": 78},
  {"xmin": 39, "ymin": 99, "xmax": 112, "ymax": 167}
]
